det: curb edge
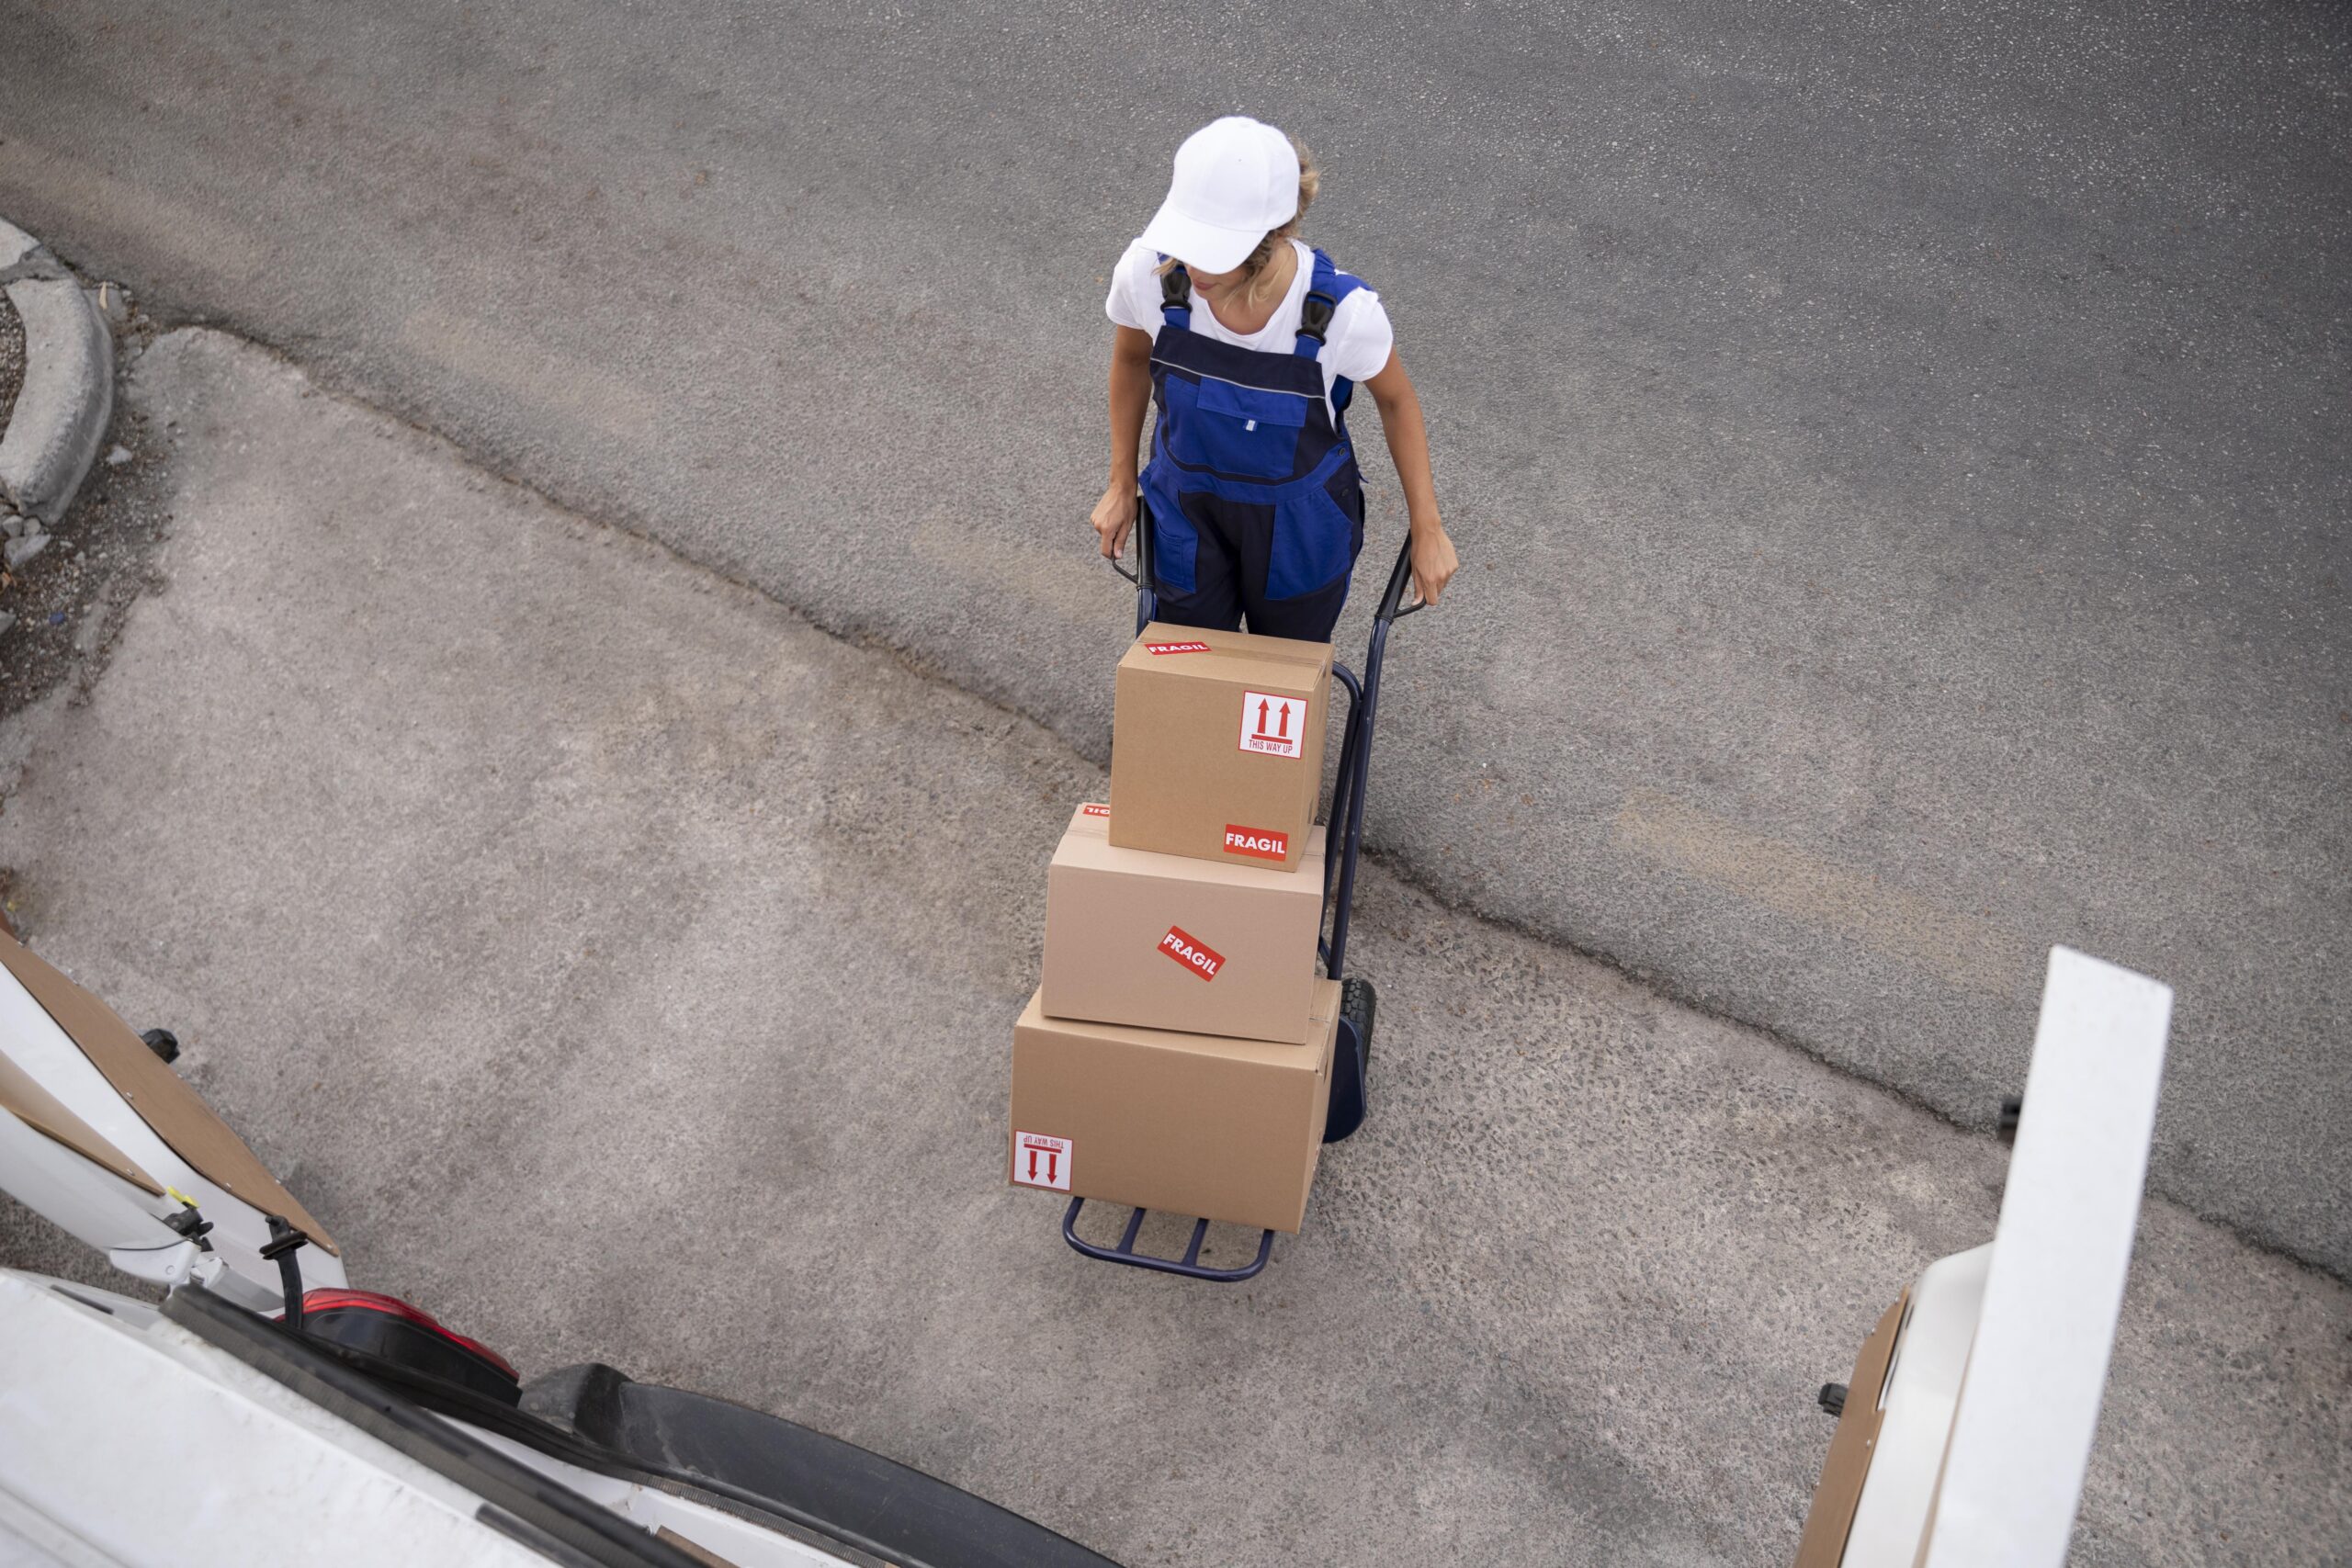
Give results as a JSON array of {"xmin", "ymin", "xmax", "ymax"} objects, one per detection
[{"xmin": 0, "ymin": 235, "xmax": 114, "ymax": 525}]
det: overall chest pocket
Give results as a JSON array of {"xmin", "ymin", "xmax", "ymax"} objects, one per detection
[{"xmin": 1164, "ymin": 374, "xmax": 1312, "ymax": 481}]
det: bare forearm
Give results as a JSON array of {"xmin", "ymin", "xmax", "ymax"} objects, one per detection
[
  {"xmin": 1364, "ymin": 353, "xmax": 1442, "ymax": 534},
  {"xmin": 1375, "ymin": 384, "xmax": 1442, "ymax": 535},
  {"xmin": 1107, "ymin": 331, "xmax": 1152, "ymax": 484},
  {"xmin": 1363, "ymin": 351, "xmax": 1459, "ymax": 604}
]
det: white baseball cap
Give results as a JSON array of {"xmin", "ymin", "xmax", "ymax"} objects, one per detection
[{"xmin": 1139, "ymin": 116, "xmax": 1301, "ymax": 275}]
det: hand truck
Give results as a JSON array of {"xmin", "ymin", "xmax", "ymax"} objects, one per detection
[{"xmin": 1061, "ymin": 499, "xmax": 1426, "ymax": 1281}]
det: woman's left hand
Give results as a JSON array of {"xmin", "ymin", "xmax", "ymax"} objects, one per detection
[{"xmin": 1409, "ymin": 521, "xmax": 1459, "ymax": 606}]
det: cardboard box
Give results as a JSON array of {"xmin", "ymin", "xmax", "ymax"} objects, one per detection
[
  {"xmin": 1008, "ymin": 978, "xmax": 1339, "ymax": 1233},
  {"xmin": 1794, "ymin": 1290, "xmax": 1907, "ymax": 1567},
  {"xmin": 0, "ymin": 928, "xmax": 338, "ymax": 1253},
  {"xmin": 1043, "ymin": 803, "xmax": 1326, "ymax": 1045},
  {"xmin": 1108, "ymin": 624, "xmax": 1332, "ymax": 872}
]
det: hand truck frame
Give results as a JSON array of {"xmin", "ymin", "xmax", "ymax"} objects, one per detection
[{"xmin": 1062, "ymin": 499, "xmax": 1425, "ymax": 1281}]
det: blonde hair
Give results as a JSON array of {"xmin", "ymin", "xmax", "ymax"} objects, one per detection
[{"xmin": 1159, "ymin": 134, "xmax": 1320, "ymax": 308}]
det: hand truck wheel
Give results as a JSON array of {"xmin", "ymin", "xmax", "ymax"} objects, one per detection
[{"xmin": 1324, "ymin": 978, "xmax": 1374, "ymax": 1145}]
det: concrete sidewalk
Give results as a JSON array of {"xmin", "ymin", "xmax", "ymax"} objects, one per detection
[{"xmin": 0, "ymin": 331, "xmax": 2343, "ymax": 1564}]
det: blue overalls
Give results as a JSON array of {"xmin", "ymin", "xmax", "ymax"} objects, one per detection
[{"xmin": 1142, "ymin": 248, "xmax": 1369, "ymax": 644}]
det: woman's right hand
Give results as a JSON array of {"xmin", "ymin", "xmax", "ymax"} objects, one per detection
[{"xmin": 1091, "ymin": 482, "xmax": 1137, "ymax": 561}]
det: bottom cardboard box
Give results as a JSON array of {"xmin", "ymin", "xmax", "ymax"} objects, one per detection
[{"xmin": 1008, "ymin": 979, "xmax": 1339, "ymax": 1234}]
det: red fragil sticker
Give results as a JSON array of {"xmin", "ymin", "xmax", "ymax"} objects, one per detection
[
  {"xmin": 1237, "ymin": 690, "xmax": 1306, "ymax": 759},
  {"xmin": 1224, "ymin": 825, "xmax": 1288, "ymax": 862},
  {"xmin": 1080, "ymin": 802, "xmax": 1110, "ymax": 818},
  {"xmin": 1145, "ymin": 640, "xmax": 1212, "ymax": 656},
  {"xmin": 1158, "ymin": 925, "xmax": 1226, "ymax": 982},
  {"xmin": 1012, "ymin": 1131, "xmax": 1072, "ymax": 1190}
]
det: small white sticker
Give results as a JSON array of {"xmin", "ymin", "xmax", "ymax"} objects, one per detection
[
  {"xmin": 1237, "ymin": 690, "xmax": 1306, "ymax": 760},
  {"xmin": 1012, "ymin": 1131, "xmax": 1072, "ymax": 1190}
]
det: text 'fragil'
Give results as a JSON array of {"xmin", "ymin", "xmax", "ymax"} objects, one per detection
[
  {"xmin": 1224, "ymin": 825, "xmax": 1288, "ymax": 861},
  {"xmin": 1144, "ymin": 640, "xmax": 1212, "ymax": 655},
  {"xmin": 1159, "ymin": 925, "xmax": 1225, "ymax": 981}
]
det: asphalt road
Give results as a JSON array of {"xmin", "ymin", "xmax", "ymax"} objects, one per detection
[
  {"xmin": 3, "ymin": 329, "xmax": 2345, "ymax": 1565},
  {"xmin": 1, "ymin": 3, "xmax": 2346, "ymax": 1272}
]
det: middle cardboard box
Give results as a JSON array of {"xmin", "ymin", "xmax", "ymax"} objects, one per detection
[{"xmin": 1043, "ymin": 801, "xmax": 1327, "ymax": 1045}]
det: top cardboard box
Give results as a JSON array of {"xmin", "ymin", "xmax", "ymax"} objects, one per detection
[{"xmin": 1108, "ymin": 624, "xmax": 1332, "ymax": 873}]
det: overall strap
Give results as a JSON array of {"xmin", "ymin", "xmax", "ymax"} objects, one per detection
[
  {"xmin": 1291, "ymin": 269, "xmax": 1335, "ymax": 361},
  {"xmin": 1294, "ymin": 249, "xmax": 1369, "ymax": 412},
  {"xmin": 1158, "ymin": 255, "xmax": 1193, "ymax": 331}
]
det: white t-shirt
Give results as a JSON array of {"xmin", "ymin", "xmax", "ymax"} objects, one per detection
[{"xmin": 1104, "ymin": 237, "xmax": 1393, "ymax": 421}]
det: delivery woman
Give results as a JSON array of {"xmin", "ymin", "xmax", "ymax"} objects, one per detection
[{"xmin": 1091, "ymin": 116, "xmax": 1458, "ymax": 641}]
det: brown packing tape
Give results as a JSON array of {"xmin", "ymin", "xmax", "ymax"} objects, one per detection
[
  {"xmin": 1794, "ymin": 1290, "xmax": 1909, "ymax": 1567},
  {"xmin": 654, "ymin": 1527, "xmax": 744, "ymax": 1568},
  {"xmin": 0, "ymin": 931, "xmax": 338, "ymax": 1254},
  {"xmin": 0, "ymin": 1046, "xmax": 164, "ymax": 1196}
]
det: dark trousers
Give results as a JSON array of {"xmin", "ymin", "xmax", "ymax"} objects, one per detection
[{"xmin": 1149, "ymin": 499, "xmax": 1360, "ymax": 644}]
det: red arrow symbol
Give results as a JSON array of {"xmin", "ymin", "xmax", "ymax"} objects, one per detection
[
  {"xmin": 1257, "ymin": 698, "xmax": 1271, "ymax": 736},
  {"xmin": 1046, "ymin": 1151, "xmax": 1059, "ymax": 1184},
  {"xmin": 1276, "ymin": 701, "xmax": 1290, "ymax": 739},
  {"xmin": 1027, "ymin": 1148, "xmax": 1038, "ymax": 1180}
]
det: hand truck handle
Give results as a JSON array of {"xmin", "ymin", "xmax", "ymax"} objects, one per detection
[
  {"xmin": 1374, "ymin": 536, "xmax": 1428, "ymax": 622},
  {"xmin": 1104, "ymin": 492, "xmax": 1154, "ymax": 588}
]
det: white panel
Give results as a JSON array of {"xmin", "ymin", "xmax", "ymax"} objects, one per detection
[
  {"xmin": 0, "ymin": 964, "xmax": 347, "ymax": 1299},
  {"xmin": 0, "ymin": 1270, "xmax": 859, "ymax": 1568},
  {"xmin": 1921, "ymin": 947, "xmax": 2172, "ymax": 1568},
  {"xmin": 0, "ymin": 1478, "xmax": 126, "ymax": 1567},
  {"xmin": 0, "ymin": 1271, "xmax": 539, "ymax": 1568},
  {"xmin": 0, "ymin": 1104, "xmax": 167, "ymax": 1258},
  {"xmin": 1842, "ymin": 1245, "xmax": 1989, "ymax": 1563}
]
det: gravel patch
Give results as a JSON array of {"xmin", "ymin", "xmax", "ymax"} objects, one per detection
[
  {"xmin": 0, "ymin": 288, "xmax": 23, "ymax": 433},
  {"xmin": 0, "ymin": 296, "xmax": 169, "ymax": 730}
]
